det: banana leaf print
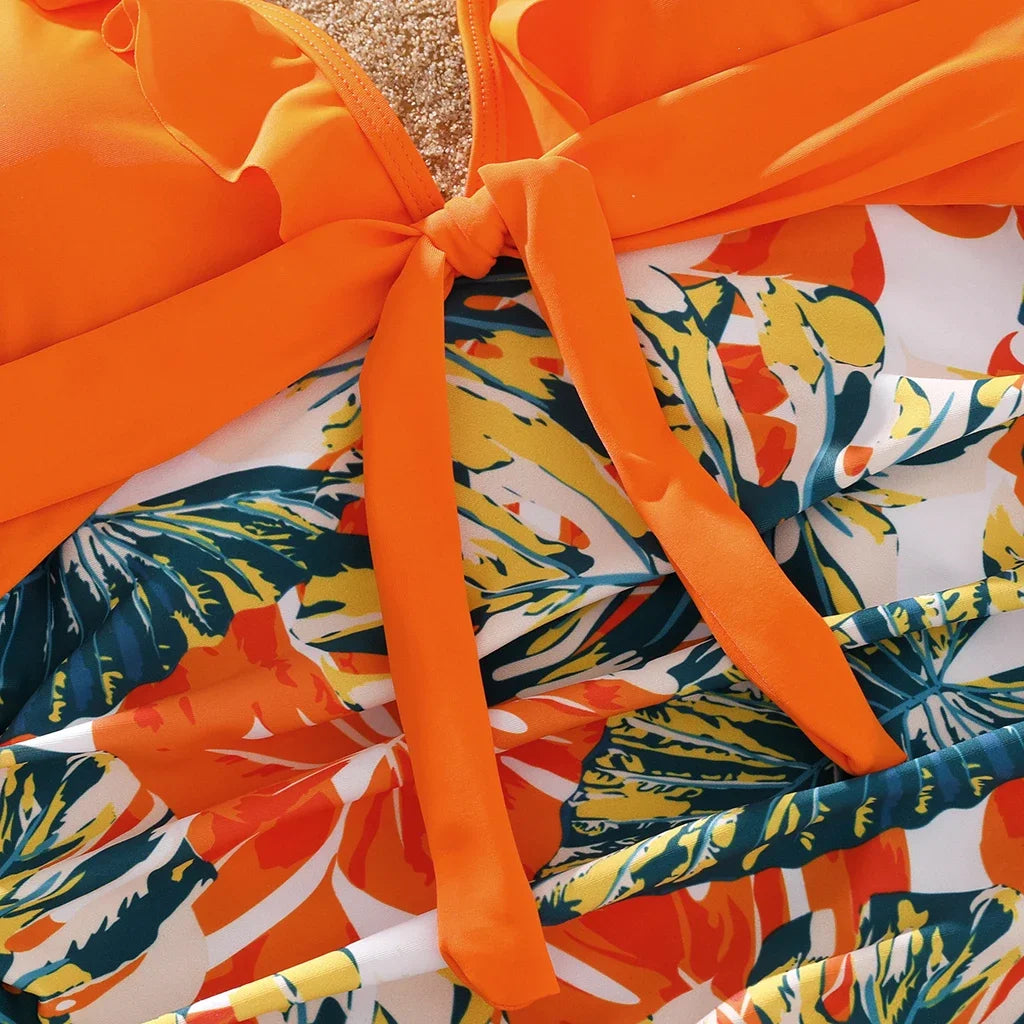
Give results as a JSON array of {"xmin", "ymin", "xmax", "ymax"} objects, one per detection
[
  {"xmin": 269, "ymin": 982, "xmax": 498, "ymax": 1024},
  {"xmin": 737, "ymin": 886, "xmax": 1024, "ymax": 1024},
  {"xmin": 440, "ymin": 266, "xmax": 675, "ymax": 693},
  {"xmin": 535, "ymin": 724, "xmax": 1024, "ymax": 925},
  {"xmin": 445, "ymin": 262, "xmax": 607, "ymax": 458},
  {"xmin": 778, "ymin": 422, "xmax": 1021, "ymax": 618},
  {"xmin": 828, "ymin": 570, "xmax": 1024, "ymax": 650},
  {"xmin": 631, "ymin": 272, "xmax": 1024, "ymax": 539},
  {"xmin": 539, "ymin": 593, "xmax": 1024, "ymax": 890},
  {"xmin": 850, "ymin": 617, "xmax": 1024, "ymax": 759},
  {"xmin": 0, "ymin": 468, "xmax": 364, "ymax": 736},
  {"xmin": 0, "ymin": 745, "xmax": 213, "ymax": 1020},
  {"xmin": 544, "ymin": 646, "xmax": 827, "ymax": 874},
  {"xmin": 478, "ymin": 574, "xmax": 703, "ymax": 706},
  {"xmin": 630, "ymin": 275, "xmax": 885, "ymax": 531}
]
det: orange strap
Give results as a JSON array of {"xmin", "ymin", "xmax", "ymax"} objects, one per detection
[
  {"xmin": 361, "ymin": 233, "xmax": 558, "ymax": 1010},
  {"xmin": 481, "ymin": 159, "xmax": 904, "ymax": 777},
  {"xmin": 0, "ymin": 220, "xmax": 417, "ymax": 588}
]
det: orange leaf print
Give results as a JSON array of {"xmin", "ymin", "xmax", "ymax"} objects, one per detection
[
  {"xmin": 843, "ymin": 444, "xmax": 873, "ymax": 478},
  {"xmin": 902, "ymin": 204, "xmax": 1012, "ymax": 238},
  {"xmin": 820, "ymin": 953, "xmax": 856, "ymax": 1022},
  {"xmin": 517, "ymin": 894, "xmax": 692, "ymax": 1024},
  {"xmin": 675, "ymin": 880, "xmax": 759, "ymax": 1000},
  {"xmin": 743, "ymin": 411, "xmax": 796, "ymax": 486},
  {"xmin": 981, "ymin": 778, "xmax": 1024, "ymax": 892},
  {"xmin": 94, "ymin": 605, "xmax": 366, "ymax": 815},
  {"xmin": 336, "ymin": 746, "xmax": 437, "ymax": 914},
  {"xmin": 196, "ymin": 888, "xmax": 359, "ymax": 1012},
  {"xmin": 502, "ymin": 726, "xmax": 602, "ymax": 877},
  {"xmin": 802, "ymin": 832, "xmax": 911, "ymax": 953},
  {"xmin": 990, "ymin": 417, "xmax": 1024, "ymax": 506},
  {"xmin": 698, "ymin": 207, "xmax": 884, "ymax": 302},
  {"xmin": 717, "ymin": 344, "xmax": 787, "ymax": 415},
  {"xmin": 988, "ymin": 331, "xmax": 1024, "ymax": 376}
]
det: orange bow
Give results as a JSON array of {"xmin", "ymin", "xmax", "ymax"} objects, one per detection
[{"xmin": 360, "ymin": 155, "xmax": 904, "ymax": 1007}]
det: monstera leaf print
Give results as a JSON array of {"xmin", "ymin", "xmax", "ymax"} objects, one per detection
[
  {"xmin": 445, "ymin": 261, "xmax": 606, "ymax": 456},
  {"xmin": 777, "ymin": 478, "xmax": 925, "ymax": 616},
  {"xmin": 741, "ymin": 887, "xmax": 1024, "ymax": 1024},
  {"xmin": 0, "ymin": 468, "xmax": 364, "ymax": 735},
  {"xmin": 441, "ymin": 262, "xmax": 671, "ymax": 677},
  {"xmin": 779, "ymin": 421, "xmax": 1022, "ymax": 618}
]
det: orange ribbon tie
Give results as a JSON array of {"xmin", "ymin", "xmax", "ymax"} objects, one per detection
[{"xmin": 360, "ymin": 155, "xmax": 905, "ymax": 1011}]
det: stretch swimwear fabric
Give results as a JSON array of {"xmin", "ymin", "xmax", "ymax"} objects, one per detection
[{"xmin": 2, "ymin": 0, "xmax": 1024, "ymax": 1021}]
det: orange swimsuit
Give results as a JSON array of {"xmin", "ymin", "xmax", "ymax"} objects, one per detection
[{"xmin": 3, "ymin": 1, "xmax": 1024, "ymax": 1020}]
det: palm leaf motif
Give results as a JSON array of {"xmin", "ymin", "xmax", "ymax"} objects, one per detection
[
  {"xmin": 0, "ymin": 746, "xmax": 212, "ymax": 1010},
  {"xmin": 444, "ymin": 262, "xmax": 606, "ymax": 455},
  {"xmin": 827, "ymin": 569, "xmax": 1024, "ymax": 649},
  {"xmin": 629, "ymin": 276, "xmax": 884, "ymax": 533},
  {"xmin": 779, "ymin": 423, "xmax": 1019, "ymax": 619},
  {"xmin": 544, "ymin": 648, "xmax": 827, "ymax": 874},
  {"xmin": 746, "ymin": 887, "xmax": 1024, "ymax": 1023},
  {"xmin": 0, "ymin": 468, "xmax": 365, "ymax": 735},
  {"xmin": 778, "ymin": 479, "xmax": 925, "ymax": 616},
  {"xmin": 850, "ymin": 618, "xmax": 1024, "ymax": 758},
  {"xmin": 479, "ymin": 574, "xmax": 702, "ymax": 706},
  {"xmin": 535, "ymin": 725, "xmax": 1024, "ymax": 925},
  {"xmin": 440, "ymin": 265, "xmax": 671, "ymax": 671}
]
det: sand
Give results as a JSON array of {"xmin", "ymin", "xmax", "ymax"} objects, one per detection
[{"xmin": 281, "ymin": 0, "xmax": 472, "ymax": 198}]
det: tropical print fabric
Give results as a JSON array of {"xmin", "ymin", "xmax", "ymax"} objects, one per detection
[{"xmin": 3, "ymin": 203, "xmax": 1024, "ymax": 1024}]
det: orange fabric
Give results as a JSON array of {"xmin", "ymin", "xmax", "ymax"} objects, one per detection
[
  {"xmin": 0, "ymin": 0, "xmax": 435, "ymax": 586},
  {"xmin": 7, "ymin": 0, "xmax": 1024, "ymax": 1009},
  {"xmin": 0, "ymin": 221, "xmax": 416, "ymax": 525},
  {"xmin": 553, "ymin": 0, "xmax": 1024, "ymax": 249},
  {"xmin": 0, "ymin": 0, "xmax": 279, "ymax": 365},
  {"xmin": 362, "ymin": 157, "xmax": 903, "ymax": 1003},
  {"xmin": 467, "ymin": 0, "xmax": 916, "ymax": 179},
  {"xmin": 361, "ymin": 231, "xmax": 558, "ymax": 1008},
  {"xmin": 97, "ymin": 0, "xmax": 442, "ymax": 233}
]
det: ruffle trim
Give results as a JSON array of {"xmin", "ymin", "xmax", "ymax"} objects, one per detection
[{"xmin": 34, "ymin": 0, "xmax": 442, "ymax": 238}]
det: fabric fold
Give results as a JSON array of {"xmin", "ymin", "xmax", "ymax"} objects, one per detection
[
  {"xmin": 96, "ymin": 0, "xmax": 437, "ymax": 238},
  {"xmin": 358, "ymin": 154, "xmax": 903, "ymax": 1009},
  {"xmin": 0, "ymin": 220, "xmax": 417, "ymax": 590},
  {"xmin": 475, "ymin": 0, "xmax": 917, "ymax": 171},
  {"xmin": 361, "ymin": 233, "xmax": 559, "ymax": 1009}
]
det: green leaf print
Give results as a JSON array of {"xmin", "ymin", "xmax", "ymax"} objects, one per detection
[
  {"xmin": 536, "ymin": 726, "xmax": 1024, "ymax": 925},
  {"xmin": 0, "ymin": 746, "xmax": 213, "ymax": 1011},
  {"xmin": 0, "ymin": 468, "xmax": 364, "ymax": 735},
  {"xmin": 545, "ymin": 648, "xmax": 825, "ymax": 875},
  {"xmin": 746, "ymin": 887, "xmax": 1024, "ymax": 1024}
]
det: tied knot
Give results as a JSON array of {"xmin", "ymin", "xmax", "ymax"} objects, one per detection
[{"xmin": 419, "ymin": 187, "xmax": 507, "ymax": 280}]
